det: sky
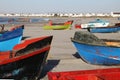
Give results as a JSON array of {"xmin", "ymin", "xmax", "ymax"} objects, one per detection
[{"xmin": 0, "ymin": 0, "xmax": 120, "ymax": 13}]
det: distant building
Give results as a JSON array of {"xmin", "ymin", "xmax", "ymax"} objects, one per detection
[
  {"xmin": 111, "ymin": 12, "xmax": 120, "ymax": 17},
  {"xmin": 0, "ymin": 12, "xmax": 117, "ymax": 17}
]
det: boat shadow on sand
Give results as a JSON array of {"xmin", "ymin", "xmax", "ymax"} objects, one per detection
[
  {"xmin": 73, "ymin": 52, "xmax": 81, "ymax": 59},
  {"xmin": 73, "ymin": 52, "xmax": 120, "ymax": 66},
  {"xmin": 40, "ymin": 60, "xmax": 60, "ymax": 78},
  {"xmin": 22, "ymin": 36, "xmax": 31, "ymax": 40}
]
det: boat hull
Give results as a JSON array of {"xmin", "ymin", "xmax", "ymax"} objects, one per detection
[
  {"xmin": 0, "ymin": 36, "xmax": 53, "ymax": 80},
  {"xmin": 71, "ymin": 31, "xmax": 120, "ymax": 65},
  {"xmin": 0, "ymin": 25, "xmax": 24, "ymax": 51},
  {"xmin": 88, "ymin": 26, "xmax": 120, "ymax": 33},
  {"xmin": 81, "ymin": 23, "xmax": 109, "ymax": 29},
  {"xmin": 43, "ymin": 25, "xmax": 71, "ymax": 30},
  {"xmin": 72, "ymin": 41, "xmax": 120, "ymax": 65},
  {"xmin": 81, "ymin": 19, "xmax": 109, "ymax": 29},
  {"xmin": 0, "ymin": 48, "xmax": 49, "ymax": 80},
  {"xmin": 0, "ymin": 36, "xmax": 22, "ymax": 51}
]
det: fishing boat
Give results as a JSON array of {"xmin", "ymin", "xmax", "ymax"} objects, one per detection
[
  {"xmin": 87, "ymin": 25, "xmax": 120, "ymax": 33},
  {"xmin": 0, "ymin": 35, "xmax": 53, "ymax": 80},
  {"xmin": 80, "ymin": 19, "xmax": 109, "ymax": 29},
  {"xmin": 71, "ymin": 31, "xmax": 120, "ymax": 65},
  {"xmin": 0, "ymin": 25, "xmax": 24, "ymax": 51},
  {"xmin": 43, "ymin": 20, "xmax": 73, "ymax": 30},
  {"xmin": 48, "ymin": 68, "xmax": 120, "ymax": 80}
]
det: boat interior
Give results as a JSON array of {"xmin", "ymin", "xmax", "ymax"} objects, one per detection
[
  {"xmin": 73, "ymin": 31, "xmax": 120, "ymax": 47},
  {"xmin": 0, "ymin": 36, "xmax": 52, "ymax": 63}
]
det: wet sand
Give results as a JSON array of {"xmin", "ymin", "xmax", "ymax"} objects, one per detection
[{"xmin": 6, "ymin": 17, "xmax": 120, "ymax": 80}]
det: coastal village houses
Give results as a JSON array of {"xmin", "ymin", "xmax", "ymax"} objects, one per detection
[{"xmin": 0, "ymin": 12, "xmax": 120, "ymax": 17}]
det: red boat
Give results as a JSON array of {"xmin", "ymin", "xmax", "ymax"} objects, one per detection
[
  {"xmin": 48, "ymin": 68, "xmax": 120, "ymax": 80},
  {"xmin": 0, "ymin": 36, "xmax": 53, "ymax": 80},
  {"xmin": 75, "ymin": 24, "xmax": 81, "ymax": 29},
  {"xmin": 48, "ymin": 20, "xmax": 73, "ymax": 26}
]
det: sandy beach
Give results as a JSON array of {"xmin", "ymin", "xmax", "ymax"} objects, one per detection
[{"xmin": 5, "ymin": 17, "xmax": 120, "ymax": 80}]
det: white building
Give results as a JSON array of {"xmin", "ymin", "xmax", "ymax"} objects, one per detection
[{"xmin": 111, "ymin": 12, "xmax": 120, "ymax": 17}]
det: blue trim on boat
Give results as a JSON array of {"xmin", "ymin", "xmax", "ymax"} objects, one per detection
[
  {"xmin": 72, "ymin": 41, "xmax": 120, "ymax": 65},
  {"xmin": 0, "ymin": 27, "xmax": 23, "ymax": 41},
  {"xmin": 88, "ymin": 26, "xmax": 120, "ymax": 33}
]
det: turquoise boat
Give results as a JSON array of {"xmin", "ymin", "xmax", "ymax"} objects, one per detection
[
  {"xmin": 81, "ymin": 19, "xmax": 109, "ymax": 29},
  {"xmin": 71, "ymin": 31, "xmax": 120, "ymax": 65},
  {"xmin": 0, "ymin": 25, "xmax": 24, "ymax": 51}
]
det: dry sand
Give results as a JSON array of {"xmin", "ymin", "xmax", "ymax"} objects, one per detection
[{"xmin": 6, "ymin": 17, "xmax": 120, "ymax": 80}]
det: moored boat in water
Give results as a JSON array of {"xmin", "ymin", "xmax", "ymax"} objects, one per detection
[
  {"xmin": 0, "ymin": 35, "xmax": 53, "ymax": 80},
  {"xmin": 71, "ymin": 31, "xmax": 120, "ymax": 65}
]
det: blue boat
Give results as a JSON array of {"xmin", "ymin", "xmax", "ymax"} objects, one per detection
[
  {"xmin": 87, "ymin": 24, "xmax": 120, "ymax": 33},
  {"xmin": 0, "ymin": 25, "xmax": 24, "ymax": 51},
  {"xmin": 71, "ymin": 31, "xmax": 120, "ymax": 65}
]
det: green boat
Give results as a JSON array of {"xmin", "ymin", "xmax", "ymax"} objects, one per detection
[
  {"xmin": 43, "ymin": 20, "xmax": 73, "ymax": 30},
  {"xmin": 43, "ymin": 24, "xmax": 72, "ymax": 30}
]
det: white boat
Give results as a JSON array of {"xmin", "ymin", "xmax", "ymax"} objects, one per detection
[{"xmin": 81, "ymin": 19, "xmax": 109, "ymax": 29}]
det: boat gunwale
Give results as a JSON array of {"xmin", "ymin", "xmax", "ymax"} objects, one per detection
[
  {"xmin": 71, "ymin": 38, "xmax": 120, "ymax": 48},
  {"xmin": 0, "ymin": 25, "xmax": 24, "ymax": 42},
  {"xmin": 0, "ymin": 45, "xmax": 50, "ymax": 66}
]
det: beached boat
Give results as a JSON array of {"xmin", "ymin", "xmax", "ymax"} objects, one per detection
[
  {"xmin": 43, "ymin": 20, "xmax": 73, "ymax": 30},
  {"xmin": 48, "ymin": 68, "xmax": 120, "ymax": 80},
  {"xmin": 0, "ymin": 35, "xmax": 53, "ymax": 80},
  {"xmin": 80, "ymin": 19, "xmax": 109, "ymax": 29},
  {"xmin": 0, "ymin": 25, "xmax": 24, "ymax": 51},
  {"xmin": 71, "ymin": 31, "xmax": 120, "ymax": 65},
  {"xmin": 87, "ymin": 25, "xmax": 120, "ymax": 33}
]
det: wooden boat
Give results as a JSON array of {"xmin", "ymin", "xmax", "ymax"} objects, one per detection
[
  {"xmin": 80, "ymin": 19, "xmax": 109, "ymax": 29},
  {"xmin": 87, "ymin": 23, "xmax": 120, "ymax": 33},
  {"xmin": 48, "ymin": 68, "xmax": 120, "ymax": 80},
  {"xmin": 43, "ymin": 20, "xmax": 73, "ymax": 30},
  {"xmin": 71, "ymin": 31, "xmax": 120, "ymax": 65},
  {"xmin": 0, "ymin": 35, "xmax": 53, "ymax": 80},
  {"xmin": 0, "ymin": 25, "xmax": 24, "ymax": 51}
]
